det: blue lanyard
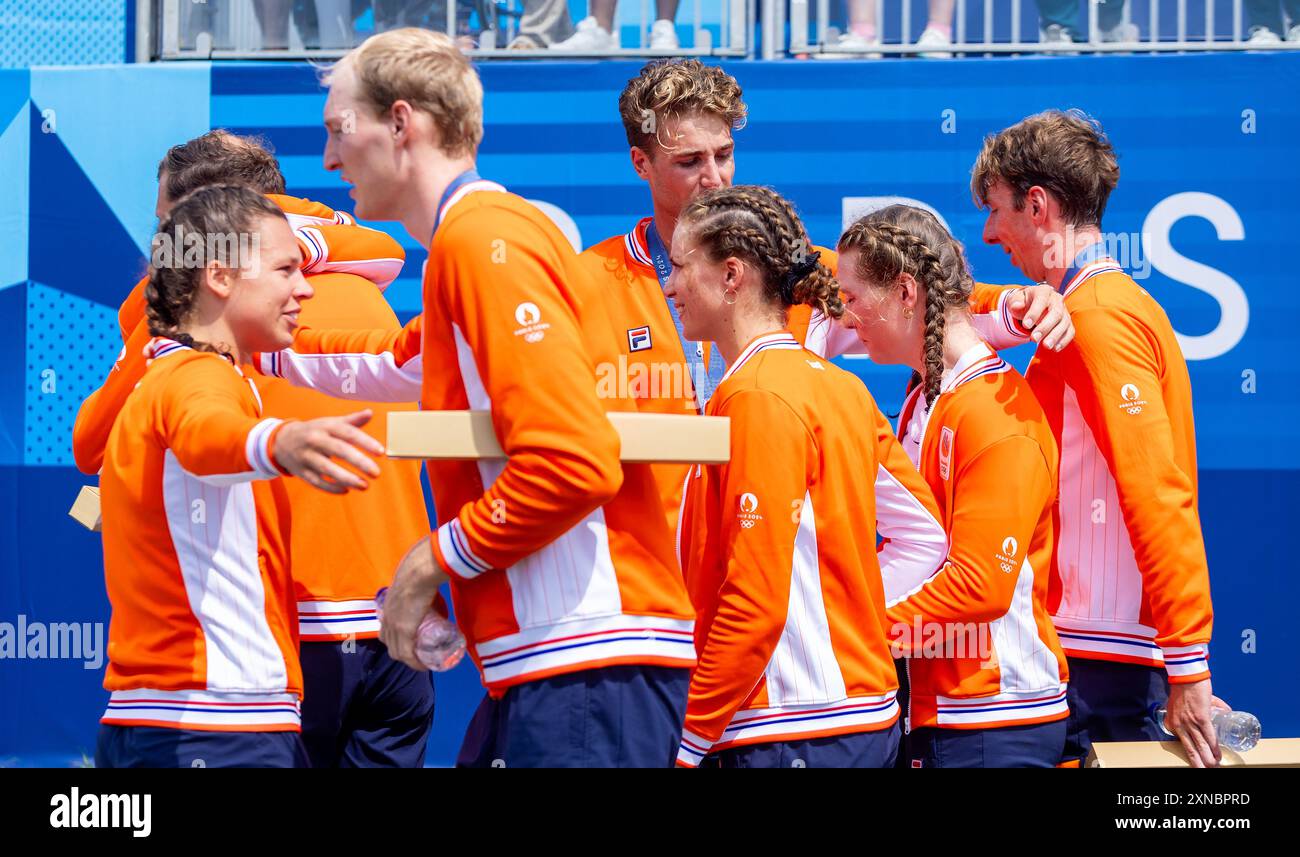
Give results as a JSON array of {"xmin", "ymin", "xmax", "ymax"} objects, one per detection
[
  {"xmin": 645, "ymin": 219, "xmax": 726, "ymax": 407},
  {"xmin": 1058, "ymin": 240, "xmax": 1112, "ymax": 294},
  {"xmin": 644, "ymin": 217, "xmax": 675, "ymax": 287},
  {"xmin": 433, "ymin": 169, "xmax": 483, "ymax": 235}
]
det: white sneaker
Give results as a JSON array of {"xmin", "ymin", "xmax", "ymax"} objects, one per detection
[
  {"xmin": 550, "ymin": 16, "xmax": 616, "ymax": 51},
  {"xmin": 1286, "ymin": 24, "xmax": 1300, "ymax": 43},
  {"xmin": 916, "ymin": 27, "xmax": 951, "ymax": 58},
  {"xmin": 1040, "ymin": 23, "xmax": 1074, "ymax": 45},
  {"xmin": 649, "ymin": 19, "xmax": 679, "ymax": 50},
  {"xmin": 813, "ymin": 32, "xmax": 882, "ymax": 60},
  {"xmin": 1100, "ymin": 22, "xmax": 1139, "ymax": 43},
  {"xmin": 1246, "ymin": 26, "xmax": 1282, "ymax": 44}
]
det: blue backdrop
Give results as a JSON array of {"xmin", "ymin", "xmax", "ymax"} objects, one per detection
[{"xmin": 1, "ymin": 51, "xmax": 1296, "ymax": 766}]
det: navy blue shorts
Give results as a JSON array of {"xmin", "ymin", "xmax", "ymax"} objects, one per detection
[
  {"xmin": 1063, "ymin": 657, "xmax": 1169, "ymax": 764},
  {"xmin": 708, "ymin": 723, "xmax": 901, "ymax": 768},
  {"xmin": 907, "ymin": 718, "xmax": 1067, "ymax": 768},
  {"xmin": 300, "ymin": 638, "xmax": 435, "ymax": 768},
  {"xmin": 94, "ymin": 724, "xmax": 309, "ymax": 768},
  {"xmin": 456, "ymin": 664, "xmax": 690, "ymax": 768}
]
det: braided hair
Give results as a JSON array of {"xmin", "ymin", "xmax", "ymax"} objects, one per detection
[
  {"xmin": 146, "ymin": 184, "xmax": 286, "ymax": 358},
  {"xmin": 679, "ymin": 185, "xmax": 842, "ymax": 321},
  {"xmin": 837, "ymin": 205, "xmax": 975, "ymax": 408}
]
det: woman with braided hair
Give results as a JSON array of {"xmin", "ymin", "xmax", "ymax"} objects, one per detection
[
  {"xmin": 95, "ymin": 185, "xmax": 387, "ymax": 768},
  {"xmin": 667, "ymin": 186, "xmax": 948, "ymax": 768},
  {"xmin": 836, "ymin": 204, "xmax": 1070, "ymax": 768}
]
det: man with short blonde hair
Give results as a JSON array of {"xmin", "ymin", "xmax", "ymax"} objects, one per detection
[
  {"xmin": 325, "ymin": 28, "xmax": 483, "ymax": 160},
  {"xmin": 292, "ymin": 28, "xmax": 698, "ymax": 767}
]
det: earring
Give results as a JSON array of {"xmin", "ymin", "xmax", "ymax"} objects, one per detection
[
  {"xmin": 723, "ymin": 288, "xmax": 738, "ymax": 305},
  {"xmin": 903, "ymin": 308, "xmax": 913, "ymax": 320}
]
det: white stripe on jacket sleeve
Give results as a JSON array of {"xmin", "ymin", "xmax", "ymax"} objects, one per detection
[
  {"xmin": 267, "ymin": 349, "xmax": 423, "ymax": 403},
  {"xmin": 1161, "ymin": 643, "xmax": 1210, "ymax": 680},
  {"xmin": 971, "ymin": 288, "xmax": 1032, "ymax": 351},
  {"xmin": 874, "ymin": 463, "xmax": 949, "ymax": 608},
  {"xmin": 676, "ymin": 728, "xmax": 714, "ymax": 767}
]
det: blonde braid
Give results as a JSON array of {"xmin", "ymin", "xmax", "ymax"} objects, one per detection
[{"xmin": 838, "ymin": 206, "xmax": 973, "ymax": 408}]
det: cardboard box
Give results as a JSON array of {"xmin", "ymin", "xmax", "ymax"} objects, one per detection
[
  {"xmin": 387, "ymin": 410, "xmax": 730, "ymax": 464},
  {"xmin": 1086, "ymin": 738, "xmax": 1300, "ymax": 768},
  {"xmin": 68, "ymin": 485, "xmax": 102, "ymax": 532}
]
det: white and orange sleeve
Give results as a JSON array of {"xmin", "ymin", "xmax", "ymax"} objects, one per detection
[
  {"xmin": 258, "ymin": 314, "xmax": 424, "ymax": 403},
  {"xmin": 884, "ymin": 435, "xmax": 1054, "ymax": 648},
  {"xmin": 293, "ymin": 221, "xmax": 404, "ymax": 291},
  {"xmin": 1058, "ymin": 307, "xmax": 1212, "ymax": 682},
  {"xmin": 425, "ymin": 206, "xmax": 624, "ymax": 579},
  {"xmin": 871, "ymin": 404, "xmax": 949, "ymax": 595},
  {"xmin": 967, "ymin": 282, "xmax": 1037, "ymax": 350},
  {"xmin": 156, "ymin": 357, "xmax": 288, "ymax": 485}
]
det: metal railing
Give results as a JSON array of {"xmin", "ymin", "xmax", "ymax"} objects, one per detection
[
  {"xmin": 772, "ymin": 0, "xmax": 1297, "ymax": 59},
  {"xmin": 148, "ymin": 0, "xmax": 752, "ymax": 59},
  {"xmin": 144, "ymin": 0, "xmax": 1298, "ymax": 61}
]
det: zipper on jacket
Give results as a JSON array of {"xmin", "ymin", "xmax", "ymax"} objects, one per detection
[{"xmin": 904, "ymin": 657, "xmax": 912, "ymax": 735}]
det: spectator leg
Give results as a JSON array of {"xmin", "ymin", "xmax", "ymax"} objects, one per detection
[
  {"xmin": 1245, "ymin": 0, "xmax": 1285, "ymax": 33},
  {"xmin": 314, "ymin": 0, "xmax": 355, "ymax": 46},
  {"xmin": 591, "ymin": 0, "xmax": 617, "ymax": 31},
  {"xmin": 846, "ymin": 0, "xmax": 877, "ymax": 39},
  {"xmin": 293, "ymin": 0, "xmax": 320, "ymax": 47},
  {"xmin": 513, "ymin": 0, "xmax": 578, "ymax": 46},
  {"xmin": 254, "ymin": 0, "xmax": 295, "ymax": 48},
  {"xmin": 1035, "ymin": 0, "xmax": 1082, "ymax": 37},
  {"xmin": 1283, "ymin": 0, "xmax": 1300, "ymax": 29},
  {"xmin": 926, "ymin": 0, "xmax": 954, "ymax": 36},
  {"xmin": 1097, "ymin": 0, "xmax": 1125, "ymax": 31}
]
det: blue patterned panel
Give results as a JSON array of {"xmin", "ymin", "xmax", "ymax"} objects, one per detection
[
  {"xmin": 23, "ymin": 281, "xmax": 118, "ymax": 466},
  {"xmin": 0, "ymin": 76, "xmax": 28, "ymax": 290},
  {"xmin": 0, "ymin": 0, "xmax": 126, "ymax": 69}
]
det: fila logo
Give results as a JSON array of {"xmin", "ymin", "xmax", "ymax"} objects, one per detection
[
  {"xmin": 1117, "ymin": 383, "xmax": 1146, "ymax": 415},
  {"xmin": 996, "ymin": 535, "xmax": 1019, "ymax": 574},
  {"xmin": 737, "ymin": 492, "xmax": 763, "ymax": 529},
  {"xmin": 627, "ymin": 325, "xmax": 652, "ymax": 352},
  {"xmin": 938, "ymin": 426, "xmax": 954, "ymax": 480},
  {"xmin": 513, "ymin": 302, "xmax": 550, "ymax": 343}
]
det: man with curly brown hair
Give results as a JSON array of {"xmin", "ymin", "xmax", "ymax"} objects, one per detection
[{"xmin": 579, "ymin": 59, "xmax": 1073, "ymax": 538}]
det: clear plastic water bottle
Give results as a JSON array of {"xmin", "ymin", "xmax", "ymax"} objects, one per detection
[
  {"xmin": 374, "ymin": 587, "xmax": 466, "ymax": 672},
  {"xmin": 1153, "ymin": 705, "xmax": 1262, "ymax": 752}
]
